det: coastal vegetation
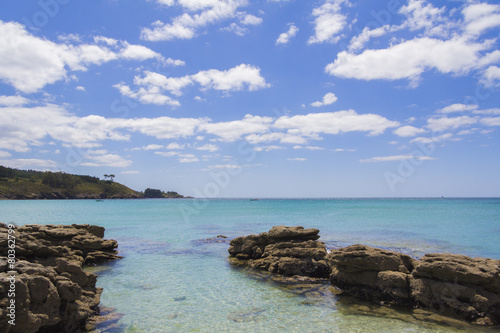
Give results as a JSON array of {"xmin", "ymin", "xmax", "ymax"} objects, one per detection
[{"xmin": 0, "ymin": 166, "xmax": 184, "ymax": 199}]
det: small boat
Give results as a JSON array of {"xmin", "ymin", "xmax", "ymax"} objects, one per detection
[
  {"xmin": 96, "ymin": 199, "xmax": 104, "ymax": 202},
  {"xmin": 250, "ymin": 199, "xmax": 258, "ymax": 201}
]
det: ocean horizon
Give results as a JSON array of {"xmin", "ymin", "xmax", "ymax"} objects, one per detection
[{"xmin": 2, "ymin": 197, "xmax": 500, "ymax": 332}]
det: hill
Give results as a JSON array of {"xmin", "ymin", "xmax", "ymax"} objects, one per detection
[{"xmin": 0, "ymin": 166, "xmax": 184, "ymax": 199}]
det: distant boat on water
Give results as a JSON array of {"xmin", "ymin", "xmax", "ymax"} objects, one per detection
[{"xmin": 250, "ymin": 199, "xmax": 259, "ymax": 201}]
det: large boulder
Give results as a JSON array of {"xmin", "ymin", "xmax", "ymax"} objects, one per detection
[
  {"xmin": 327, "ymin": 245, "xmax": 414, "ymax": 306},
  {"xmin": 229, "ymin": 226, "xmax": 331, "ymax": 278},
  {"xmin": 0, "ymin": 223, "xmax": 121, "ymax": 333}
]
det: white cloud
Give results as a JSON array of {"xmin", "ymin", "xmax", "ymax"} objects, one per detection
[
  {"xmin": 178, "ymin": 153, "xmax": 199, "ymax": 163},
  {"xmin": 144, "ymin": 144, "xmax": 165, "ymax": 150},
  {"xmin": 200, "ymin": 114, "xmax": 273, "ymax": 142},
  {"xmin": 166, "ymin": 142, "xmax": 186, "ymax": 150},
  {"xmin": 481, "ymin": 117, "xmax": 500, "ymax": 127},
  {"xmin": 360, "ymin": 155, "xmax": 436, "ymax": 163},
  {"xmin": 0, "ymin": 151, "xmax": 12, "ymax": 158},
  {"xmin": 481, "ymin": 66, "xmax": 500, "ymax": 87},
  {"xmin": 393, "ymin": 125, "xmax": 426, "ymax": 137},
  {"xmin": 473, "ymin": 108, "xmax": 500, "ymax": 115},
  {"xmin": 462, "ymin": 3, "xmax": 500, "ymax": 36},
  {"xmin": 120, "ymin": 170, "xmax": 140, "ymax": 174},
  {"xmin": 287, "ymin": 157, "xmax": 306, "ymax": 161},
  {"xmin": 254, "ymin": 145, "xmax": 284, "ymax": 152},
  {"xmin": 308, "ymin": 0, "xmax": 349, "ymax": 44},
  {"xmin": 0, "ymin": 158, "xmax": 57, "ymax": 169},
  {"xmin": 326, "ymin": 37, "xmax": 492, "ymax": 86},
  {"xmin": 155, "ymin": 151, "xmax": 180, "ymax": 157},
  {"xmin": 426, "ymin": 116, "xmax": 477, "ymax": 132},
  {"xmin": 0, "ymin": 95, "xmax": 30, "ymax": 107},
  {"xmin": 241, "ymin": 14, "xmax": 262, "ymax": 25},
  {"xmin": 116, "ymin": 64, "xmax": 269, "ymax": 105},
  {"xmin": 293, "ymin": 146, "xmax": 324, "ymax": 150},
  {"xmin": 75, "ymin": 86, "xmax": 86, "ymax": 92},
  {"xmin": 206, "ymin": 164, "xmax": 242, "ymax": 169},
  {"xmin": 274, "ymin": 110, "xmax": 400, "ymax": 136},
  {"xmin": 195, "ymin": 144, "xmax": 219, "ymax": 152},
  {"xmin": 438, "ymin": 103, "xmax": 478, "ymax": 113},
  {"xmin": 192, "ymin": 64, "xmax": 269, "ymax": 91},
  {"xmin": 0, "ymin": 20, "xmax": 175, "ymax": 93},
  {"xmin": 141, "ymin": 0, "xmax": 247, "ymax": 41},
  {"xmin": 399, "ymin": 0, "xmax": 447, "ymax": 36},
  {"xmin": 221, "ymin": 23, "xmax": 248, "ymax": 36},
  {"xmin": 245, "ymin": 132, "xmax": 308, "ymax": 145},
  {"xmin": 82, "ymin": 151, "xmax": 132, "ymax": 168},
  {"xmin": 326, "ymin": 2, "xmax": 500, "ymax": 87},
  {"xmin": 276, "ymin": 24, "xmax": 298, "ymax": 45},
  {"xmin": 410, "ymin": 133, "xmax": 458, "ymax": 144},
  {"xmin": 348, "ymin": 25, "xmax": 395, "ymax": 51},
  {"xmin": 310, "ymin": 92, "xmax": 338, "ymax": 107}
]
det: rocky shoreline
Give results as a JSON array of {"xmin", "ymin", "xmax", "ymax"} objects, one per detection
[
  {"xmin": 0, "ymin": 223, "xmax": 121, "ymax": 332},
  {"xmin": 229, "ymin": 226, "xmax": 500, "ymax": 327}
]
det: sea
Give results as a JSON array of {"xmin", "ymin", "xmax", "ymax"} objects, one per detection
[{"xmin": 1, "ymin": 198, "xmax": 500, "ymax": 332}]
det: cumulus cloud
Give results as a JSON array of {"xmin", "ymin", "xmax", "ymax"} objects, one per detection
[
  {"xmin": 426, "ymin": 116, "xmax": 478, "ymax": 132},
  {"xmin": 116, "ymin": 64, "xmax": 269, "ymax": 105},
  {"xmin": 327, "ymin": 1, "xmax": 500, "ymax": 87},
  {"xmin": 0, "ymin": 95, "xmax": 30, "ymax": 107},
  {"xmin": 308, "ymin": 0, "xmax": 349, "ymax": 44},
  {"xmin": 141, "ymin": 0, "xmax": 248, "ymax": 41},
  {"xmin": 81, "ymin": 150, "xmax": 132, "ymax": 168},
  {"xmin": 393, "ymin": 125, "xmax": 426, "ymax": 137},
  {"xmin": 438, "ymin": 103, "xmax": 478, "ymax": 113},
  {"xmin": 326, "ymin": 37, "xmax": 492, "ymax": 86},
  {"xmin": 200, "ymin": 114, "xmax": 273, "ymax": 142},
  {"xmin": 274, "ymin": 110, "xmax": 400, "ymax": 136},
  {"xmin": 276, "ymin": 24, "xmax": 298, "ymax": 45},
  {"xmin": 0, "ymin": 20, "xmax": 178, "ymax": 93},
  {"xmin": 310, "ymin": 92, "xmax": 338, "ymax": 107}
]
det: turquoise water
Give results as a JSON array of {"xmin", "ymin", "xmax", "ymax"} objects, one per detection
[{"xmin": 1, "ymin": 198, "xmax": 500, "ymax": 332}]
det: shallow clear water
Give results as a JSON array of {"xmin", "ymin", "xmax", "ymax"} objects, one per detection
[{"xmin": 1, "ymin": 198, "xmax": 500, "ymax": 332}]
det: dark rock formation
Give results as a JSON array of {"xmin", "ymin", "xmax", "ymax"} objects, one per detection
[
  {"xmin": 228, "ymin": 226, "xmax": 331, "ymax": 278},
  {"xmin": 230, "ymin": 227, "xmax": 500, "ymax": 326},
  {"xmin": 327, "ymin": 245, "xmax": 500, "ymax": 326},
  {"xmin": 0, "ymin": 223, "xmax": 121, "ymax": 333}
]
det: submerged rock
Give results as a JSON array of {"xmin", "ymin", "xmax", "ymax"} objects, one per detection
[
  {"xmin": 228, "ymin": 226, "xmax": 331, "ymax": 278},
  {"xmin": 0, "ymin": 223, "xmax": 121, "ymax": 333}
]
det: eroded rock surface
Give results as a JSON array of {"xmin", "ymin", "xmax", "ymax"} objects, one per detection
[
  {"xmin": 0, "ymin": 223, "xmax": 121, "ymax": 333},
  {"xmin": 327, "ymin": 245, "xmax": 500, "ymax": 326},
  {"xmin": 230, "ymin": 227, "xmax": 500, "ymax": 326},
  {"xmin": 228, "ymin": 226, "xmax": 331, "ymax": 278}
]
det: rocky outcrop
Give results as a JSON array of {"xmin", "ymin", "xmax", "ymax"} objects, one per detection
[
  {"xmin": 327, "ymin": 245, "xmax": 500, "ymax": 326},
  {"xmin": 0, "ymin": 223, "xmax": 121, "ymax": 333},
  {"xmin": 228, "ymin": 226, "xmax": 331, "ymax": 278},
  {"xmin": 230, "ymin": 227, "xmax": 500, "ymax": 326}
]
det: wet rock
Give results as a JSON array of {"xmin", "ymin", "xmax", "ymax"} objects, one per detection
[
  {"xmin": 0, "ymin": 223, "xmax": 122, "ymax": 333},
  {"xmin": 228, "ymin": 226, "xmax": 330, "ymax": 278}
]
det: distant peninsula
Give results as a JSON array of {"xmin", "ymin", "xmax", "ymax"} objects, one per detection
[{"xmin": 0, "ymin": 165, "xmax": 186, "ymax": 200}]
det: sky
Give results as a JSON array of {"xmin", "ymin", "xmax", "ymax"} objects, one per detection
[{"xmin": 0, "ymin": 0, "xmax": 499, "ymax": 198}]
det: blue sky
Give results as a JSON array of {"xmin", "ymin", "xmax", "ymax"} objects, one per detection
[{"xmin": 0, "ymin": 0, "xmax": 499, "ymax": 197}]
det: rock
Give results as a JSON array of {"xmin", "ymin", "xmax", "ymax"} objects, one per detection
[
  {"xmin": 230, "ymin": 227, "xmax": 500, "ymax": 326},
  {"xmin": 326, "ymin": 244, "xmax": 500, "ymax": 326},
  {"xmin": 228, "ymin": 226, "xmax": 331, "ymax": 278},
  {"xmin": 0, "ymin": 223, "xmax": 121, "ymax": 333}
]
